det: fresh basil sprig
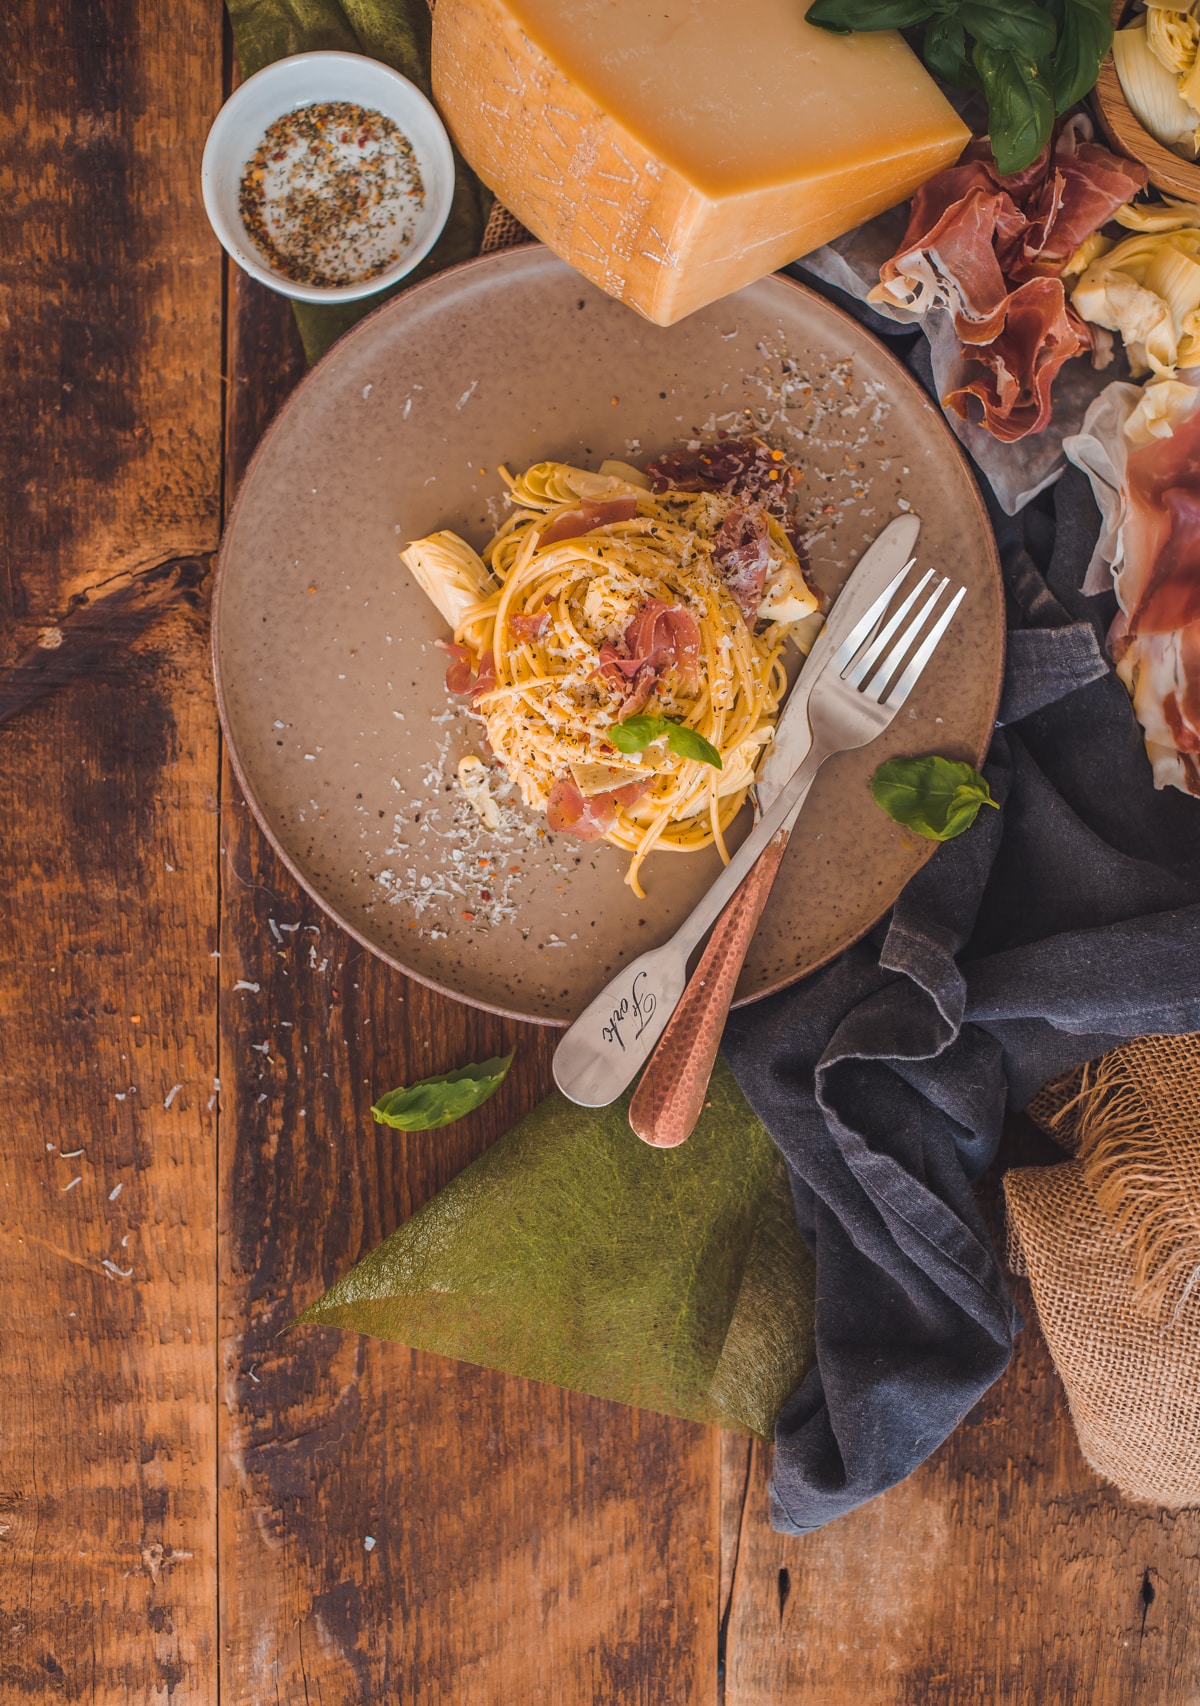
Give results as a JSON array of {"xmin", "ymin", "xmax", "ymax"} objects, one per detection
[
  {"xmin": 371, "ymin": 1051, "xmax": 515, "ymax": 1131},
  {"xmin": 804, "ymin": 0, "xmax": 1111, "ymax": 174},
  {"xmin": 609, "ymin": 714, "xmax": 723, "ymax": 769},
  {"xmin": 870, "ymin": 755, "xmax": 999, "ymax": 840},
  {"xmin": 1045, "ymin": 0, "xmax": 1113, "ymax": 111}
]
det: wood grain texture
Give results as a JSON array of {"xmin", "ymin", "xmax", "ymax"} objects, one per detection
[
  {"xmin": 8, "ymin": 0, "xmax": 1200, "ymax": 1692},
  {"xmin": 723, "ymin": 1121, "xmax": 1200, "ymax": 1705},
  {"xmin": 0, "ymin": 0, "xmax": 223, "ymax": 1697},
  {"xmin": 0, "ymin": 0, "xmax": 223, "ymax": 623},
  {"xmin": 0, "ymin": 600, "xmax": 222, "ymax": 1704},
  {"xmin": 215, "ymin": 270, "xmax": 720, "ymax": 1706},
  {"xmin": 1091, "ymin": 0, "xmax": 1200, "ymax": 203}
]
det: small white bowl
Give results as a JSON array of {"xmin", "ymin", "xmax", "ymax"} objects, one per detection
[{"xmin": 201, "ymin": 51, "xmax": 455, "ymax": 304}]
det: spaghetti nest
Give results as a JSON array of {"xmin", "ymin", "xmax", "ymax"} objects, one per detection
[{"xmin": 403, "ymin": 448, "xmax": 819, "ymax": 896}]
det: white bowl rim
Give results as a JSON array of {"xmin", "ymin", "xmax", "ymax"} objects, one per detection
[{"xmin": 201, "ymin": 49, "xmax": 456, "ymax": 304}]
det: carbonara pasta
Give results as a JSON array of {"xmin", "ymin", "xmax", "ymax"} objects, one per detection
[{"xmin": 402, "ymin": 438, "xmax": 821, "ymax": 897}]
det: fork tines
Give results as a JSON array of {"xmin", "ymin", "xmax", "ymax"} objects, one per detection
[{"xmin": 834, "ymin": 566, "xmax": 965, "ymax": 707}]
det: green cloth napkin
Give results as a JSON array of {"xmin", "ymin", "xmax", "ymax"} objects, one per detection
[
  {"xmin": 224, "ymin": 0, "xmax": 492, "ymax": 362},
  {"xmin": 298, "ymin": 1057, "xmax": 816, "ymax": 1436}
]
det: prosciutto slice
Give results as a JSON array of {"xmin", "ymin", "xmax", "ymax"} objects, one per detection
[
  {"xmin": 1116, "ymin": 406, "xmax": 1200, "ymax": 791},
  {"xmin": 1065, "ymin": 378, "xmax": 1200, "ymax": 794},
  {"xmin": 945, "ymin": 277, "xmax": 1093, "ymax": 444},
  {"xmin": 646, "ymin": 435, "xmax": 808, "ymax": 553},
  {"xmin": 537, "ymin": 495, "xmax": 639, "ymax": 549},
  {"xmin": 593, "ymin": 596, "xmax": 701, "ymax": 712},
  {"xmin": 508, "ymin": 609, "xmax": 551, "ymax": 641},
  {"xmin": 873, "ymin": 122, "xmax": 1146, "ymax": 441},
  {"xmin": 713, "ymin": 502, "xmax": 772, "ymax": 622},
  {"xmin": 437, "ymin": 640, "xmax": 496, "ymax": 706},
  {"xmin": 546, "ymin": 774, "xmax": 650, "ymax": 840},
  {"xmin": 436, "ymin": 640, "xmax": 475, "ymax": 695}
]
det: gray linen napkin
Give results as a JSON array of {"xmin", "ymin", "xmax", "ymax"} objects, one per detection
[{"xmin": 727, "ymin": 284, "xmax": 1200, "ymax": 1532}]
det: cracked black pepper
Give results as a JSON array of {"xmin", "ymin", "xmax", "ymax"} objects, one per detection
[{"xmin": 238, "ymin": 101, "xmax": 425, "ymax": 289}]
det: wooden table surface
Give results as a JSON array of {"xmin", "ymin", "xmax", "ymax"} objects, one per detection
[{"xmin": 5, "ymin": 4, "xmax": 1200, "ymax": 1700}]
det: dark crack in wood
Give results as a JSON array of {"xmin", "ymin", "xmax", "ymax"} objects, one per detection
[
  {"xmin": 0, "ymin": 553, "xmax": 212, "ymax": 727},
  {"xmin": 717, "ymin": 1436, "xmax": 756, "ymax": 1703}
]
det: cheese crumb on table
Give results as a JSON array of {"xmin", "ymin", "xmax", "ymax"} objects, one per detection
[{"xmin": 456, "ymin": 754, "xmax": 502, "ymax": 831}]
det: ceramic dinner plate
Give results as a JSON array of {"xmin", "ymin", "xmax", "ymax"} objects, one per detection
[{"xmin": 214, "ymin": 247, "xmax": 1003, "ymax": 1024}]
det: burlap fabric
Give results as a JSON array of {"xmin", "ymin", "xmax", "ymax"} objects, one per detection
[
  {"xmin": 479, "ymin": 202, "xmax": 531, "ymax": 254},
  {"xmin": 1005, "ymin": 1035, "xmax": 1200, "ymax": 1507}
]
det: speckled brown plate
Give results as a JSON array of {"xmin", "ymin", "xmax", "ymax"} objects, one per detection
[{"xmin": 214, "ymin": 247, "xmax": 1003, "ymax": 1024}]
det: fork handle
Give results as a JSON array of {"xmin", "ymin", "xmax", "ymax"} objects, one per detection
[{"xmin": 627, "ymin": 828, "xmax": 790, "ymax": 1148}]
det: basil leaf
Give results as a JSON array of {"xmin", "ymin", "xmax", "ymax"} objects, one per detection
[
  {"xmin": 665, "ymin": 722, "xmax": 723, "ymax": 769},
  {"xmin": 972, "ymin": 41, "xmax": 1055, "ymax": 174},
  {"xmin": 609, "ymin": 714, "xmax": 667, "ymax": 753},
  {"xmin": 1044, "ymin": 0, "xmax": 1112, "ymax": 112},
  {"xmin": 924, "ymin": 14, "xmax": 976, "ymax": 87},
  {"xmin": 870, "ymin": 756, "xmax": 999, "ymax": 841},
  {"xmin": 372, "ymin": 1051, "xmax": 515, "ymax": 1131},
  {"xmin": 805, "ymin": 0, "xmax": 936, "ymax": 33},
  {"xmin": 960, "ymin": 0, "xmax": 1056, "ymax": 58}
]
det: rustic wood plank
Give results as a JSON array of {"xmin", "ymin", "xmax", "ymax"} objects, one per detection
[
  {"xmin": 0, "ymin": 0, "xmax": 223, "ymax": 625},
  {"xmin": 0, "ymin": 0, "xmax": 224, "ymax": 1698},
  {"xmin": 216, "ymin": 267, "xmax": 720, "ymax": 1704},
  {"xmin": 718, "ymin": 1433, "xmax": 754, "ymax": 1705},
  {"xmin": 0, "ymin": 607, "xmax": 222, "ymax": 1703},
  {"xmin": 723, "ymin": 1119, "xmax": 1200, "ymax": 1704}
]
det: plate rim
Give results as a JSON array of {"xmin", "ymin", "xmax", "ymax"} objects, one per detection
[{"xmin": 212, "ymin": 245, "xmax": 1004, "ymax": 1027}]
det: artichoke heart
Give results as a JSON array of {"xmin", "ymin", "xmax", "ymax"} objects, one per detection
[
  {"xmin": 1146, "ymin": 7, "xmax": 1200, "ymax": 76},
  {"xmin": 401, "ymin": 530, "xmax": 497, "ymax": 649},
  {"xmin": 1071, "ymin": 225, "xmax": 1200, "ymax": 378},
  {"xmin": 1114, "ymin": 21, "xmax": 1200, "ymax": 160},
  {"xmin": 1062, "ymin": 230, "xmax": 1114, "ymax": 282},
  {"xmin": 503, "ymin": 460, "xmax": 644, "ymax": 507},
  {"xmin": 1124, "ymin": 377, "xmax": 1200, "ymax": 445},
  {"xmin": 1143, "ymin": 241, "xmax": 1200, "ymax": 366},
  {"xmin": 1181, "ymin": 51, "xmax": 1200, "ymax": 112},
  {"xmin": 1114, "ymin": 195, "xmax": 1200, "ymax": 234}
]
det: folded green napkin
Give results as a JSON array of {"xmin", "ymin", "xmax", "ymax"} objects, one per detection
[
  {"xmin": 225, "ymin": 0, "xmax": 491, "ymax": 362},
  {"xmin": 298, "ymin": 1057, "xmax": 816, "ymax": 1436}
]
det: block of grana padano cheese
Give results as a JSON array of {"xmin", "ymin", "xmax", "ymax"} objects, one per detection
[{"xmin": 431, "ymin": 0, "xmax": 970, "ymax": 326}]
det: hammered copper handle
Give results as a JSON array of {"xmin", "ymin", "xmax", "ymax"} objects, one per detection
[{"xmin": 628, "ymin": 829, "xmax": 790, "ymax": 1148}]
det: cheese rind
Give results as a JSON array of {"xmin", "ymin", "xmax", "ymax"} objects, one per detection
[{"xmin": 432, "ymin": 0, "xmax": 970, "ymax": 325}]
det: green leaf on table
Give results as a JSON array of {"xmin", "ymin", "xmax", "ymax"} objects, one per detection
[
  {"xmin": 972, "ymin": 40, "xmax": 1055, "ymax": 174},
  {"xmin": 805, "ymin": 0, "xmax": 937, "ymax": 33},
  {"xmin": 372, "ymin": 1051, "xmax": 515, "ymax": 1131},
  {"xmin": 609, "ymin": 715, "xmax": 722, "ymax": 769},
  {"xmin": 960, "ymin": 0, "xmax": 1056, "ymax": 59},
  {"xmin": 1044, "ymin": 0, "xmax": 1113, "ymax": 113},
  {"xmin": 870, "ymin": 755, "xmax": 999, "ymax": 841}
]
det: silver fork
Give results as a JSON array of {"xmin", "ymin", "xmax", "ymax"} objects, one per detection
[{"xmin": 552, "ymin": 570, "xmax": 966, "ymax": 1109}]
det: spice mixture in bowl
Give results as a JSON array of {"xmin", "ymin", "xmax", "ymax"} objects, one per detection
[
  {"xmin": 238, "ymin": 102, "xmax": 425, "ymax": 290},
  {"xmin": 202, "ymin": 52, "xmax": 455, "ymax": 304}
]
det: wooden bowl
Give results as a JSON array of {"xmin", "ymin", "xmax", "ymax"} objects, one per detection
[{"xmin": 1091, "ymin": 0, "xmax": 1200, "ymax": 198}]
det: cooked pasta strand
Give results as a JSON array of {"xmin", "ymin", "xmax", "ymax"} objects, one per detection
[{"xmin": 404, "ymin": 455, "xmax": 819, "ymax": 892}]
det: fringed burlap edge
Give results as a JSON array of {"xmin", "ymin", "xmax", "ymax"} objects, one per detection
[
  {"xmin": 1026, "ymin": 1037, "xmax": 1200, "ymax": 1317},
  {"xmin": 1007, "ymin": 1034, "xmax": 1200, "ymax": 1507}
]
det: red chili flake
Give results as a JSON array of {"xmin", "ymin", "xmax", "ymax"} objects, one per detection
[{"xmin": 462, "ymin": 911, "xmax": 475, "ymax": 921}]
